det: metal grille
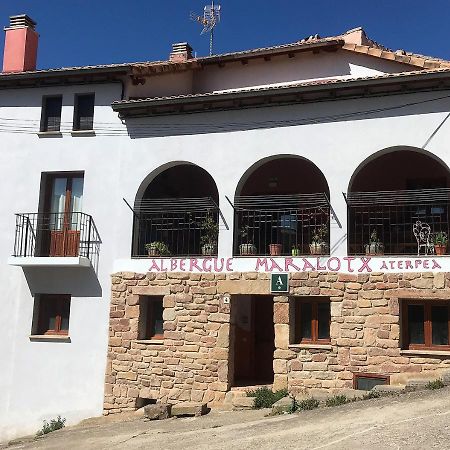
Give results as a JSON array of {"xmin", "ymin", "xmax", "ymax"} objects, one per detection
[
  {"xmin": 232, "ymin": 194, "xmax": 330, "ymax": 256},
  {"xmin": 132, "ymin": 197, "xmax": 220, "ymax": 257},
  {"xmin": 346, "ymin": 188, "xmax": 450, "ymax": 256}
]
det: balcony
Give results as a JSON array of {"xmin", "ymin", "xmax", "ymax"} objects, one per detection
[
  {"xmin": 131, "ymin": 197, "xmax": 222, "ymax": 257},
  {"xmin": 8, "ymin": 212, "xmax": 101, "ymax": 269},
  {"xmin": 232, "ymin": 194, "xmax": 331, "ymax": 257},
  {"xmin": 346, "ymin": 188, "xmax": 450, "ymax": 256}
]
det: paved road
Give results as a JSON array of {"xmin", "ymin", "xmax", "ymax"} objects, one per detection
[{"xmin": 4, "ymin": 387, "xmax": 450, "ymax": 449}]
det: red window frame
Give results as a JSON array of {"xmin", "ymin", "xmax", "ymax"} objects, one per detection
[
  {"xmin": 37, "ymin": 294, "xmax": 71, "ymax": 335},
  {"xmin": 294, "ymin": 297, "xmax": 331, "ymax": 344},
  {"xmin": 402, "ymin": 300, "xmax": 450, "ymax": 351}
]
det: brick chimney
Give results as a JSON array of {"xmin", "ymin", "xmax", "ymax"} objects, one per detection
[
  {"xmin": 169, "ymin": 42, "xmax": 193, "ymax": 62},
  {"xmin": 3, "ymin": 14, "xmax": 38, "ymax": 73}
]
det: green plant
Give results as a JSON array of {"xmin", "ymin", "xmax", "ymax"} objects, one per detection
[
  {"xmin": 296, "ymin": 397, "xmax": 320, "ymax": 411},
  {"xmin": 325, "ymin": 394, "xmax": 348, "ymax": 407},
  {"xmin": 433, "ymin": 231, "xmax": 448, "ymax": 246},
  {"xmin": 200, "ymin": 214, "xmax": 219, "ymax": 247},
  {"xmin": 145, "ymin": 241, "xmax": 170, "ymax": 256},
  {"xmin": 362, "ymin": 390, "xmax": 381, "ymax": 400},
  {"xmin": 426, "ymin": 379, "xmax": 445, "ymax": 390},
  {"xmin": 36, "ymin": 416, "xmax": 66, "ymax": 436},
  {"xmin": 240, "ymin": 225, "xmax": 253, "ymax": 243},
  {"xmin": 247, "ymin": 387, "xmax": 288, "ymax": 409},
  {"xmin": 311, "ymin": 224, "xmax": 328, "ymax": 245},
  {"xmin": 369, "ymin": 229, "xmax": 381, "ymax": 244}
]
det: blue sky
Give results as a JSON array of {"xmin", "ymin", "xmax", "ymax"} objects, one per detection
[{"xmin": 1, "ymin": 1, "xmax": 449, "ymax": 69}]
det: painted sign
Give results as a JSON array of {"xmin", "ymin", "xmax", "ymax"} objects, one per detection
[
  {"xmin": 135, "ymin": 256, "xmax": 445, "ymax": 274},
  {"xmin": 271, "ymin": 273, "xmax": 289, "ymax": 293}
]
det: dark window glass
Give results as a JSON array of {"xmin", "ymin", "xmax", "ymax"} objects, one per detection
[
  {"xmin": 355, "ymin": 375, "xmax": 388, "ymax": 391},
  {"xmin": 408, "ymin": 304, "xmax": 425, "ymax": 344},
  {"xmin": 432, "ymin": 305, "xmax": 449, "ymax": 346},
  {"xmin": 152, "ymin": 300, "xmax": 164, "ymax": 337},
  {"xmin": 74, "ymin": 94, "xmax": 94, "ymax": 130},
  {"xmin": 141, "ymin": 297, "xmax": 164, "ymax": 340},
  {"xmin": 36, "ymin": 294, "xmax": 71, "ymax": 335},
  {"xmin": 41, "ymin": 96, "xmax": 62, "ymax": 132},
  {"xmin": 301, "ymin": 302, "xmax": 312, "ymax": 340},
  {"xmin": 318, "ymin": 302, "xmax": 330, "ymax": 340}
]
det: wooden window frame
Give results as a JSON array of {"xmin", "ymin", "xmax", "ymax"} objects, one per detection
[
  {"xmin": 36, "ymin": 294, "xmax": 71, "ymax": 336},
  {"xmin": 40, "ymin": 95, "xmax": 63, "ymax": 132},
  {"xmin": 140, "ymin": 297, "xmax": 164, "ymax": 340},
  {"xmin": 73, "ymin": 93, "xmax": 95, "ymax": 131},
  {"xmin": 294, "ymin": 297, "xmax": 331, "ymax": 345},
  {"xmin": 353, "ymin": 373, "xmax": 390, "ymax": 390},
  {"xmin": 401, "ymin": 300, "xmax": 450, "ymax": 351}
]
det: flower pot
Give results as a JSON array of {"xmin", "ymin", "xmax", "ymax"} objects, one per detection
[
  {"xmin": 434, "ymin": 244, "xmax": 446, "ymax": 256},
  {"xmin": 202, "ymin": 243, "xmax": 217, "ymax": 256},
  {"xmin": 309, "ymin": 242, "xmax": 328, "ymax": 255},
  {"xmin": 147, "ymin": 246, "xmax": 159, "ymax": 257},
  {"xmin": 239, "ymin": 243, "xmax": 257, "ymax": 256},
  {"xmin": 292, "ymin": 248, "xmax": 300, "ymax": 256},
  {"xmin": 365, "ymin": 242, "xmax": 384, "ymax": 256},
  {"xmin": 269, "ymin": 243, "xmax": 282, "ymax": 256}
]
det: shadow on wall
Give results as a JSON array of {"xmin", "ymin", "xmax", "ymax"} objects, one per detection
[
  {"xmin": 22, "ymin": 266, "xmax": 102, "ymax": 297},
  {"xmin": 122, "ymin": 91, "xmax": 450, "ymax": 139}
]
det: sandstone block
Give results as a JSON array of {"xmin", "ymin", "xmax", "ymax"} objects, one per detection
[
  {"xmin": 171, "ymin": 402, "xmax": 208, "ymax": 417},
  {"xmin": 274, "ymin": 303, "xmax": 289, "ymax": 324},
  {"xmin": 144, "ymin": 403, "xmax": 172, "ymax": 420},
  {"xmin": 271, "ymin": 396, "xmax": 292, "ymax": 415},
  {"xmin": 274, "ymin": 324, "xmax": 290, "ymax": 350}
]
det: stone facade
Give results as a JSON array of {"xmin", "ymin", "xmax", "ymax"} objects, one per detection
[{"xmin": 104, "ymin": 270, "xmax": 450, "ymax": 414}]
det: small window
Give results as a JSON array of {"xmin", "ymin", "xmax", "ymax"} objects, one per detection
[
  {"xmin": 139, "ymin": 296, "xmax": 164, "ymax": 340},
  {"xmin": 41, "ymin": 96, "xmax": 62, "ymax": 132},
  {"xmin": 354, "ymin": 373, "xmax": 389, "ymax": 391},
  {"xmin": 402, "ymin": 300, "xmax": 450, "ymax": 350},
  {"xmin": 73, "ymin": 93, "xmax": 95, "ymax": 130},
  {"xmin": 293, "ymin": 297, "xmax": 330, "ymax": 344},
  {"xmin": 34, "ymin": 294, "xmax": 71, "ymax": 335}
]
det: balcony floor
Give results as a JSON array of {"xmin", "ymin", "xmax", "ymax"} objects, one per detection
[{"xmin": 7, "ymin": 256, "xmax": 91, "ymax": 268}]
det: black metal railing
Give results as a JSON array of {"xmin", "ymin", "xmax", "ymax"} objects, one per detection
[
  {"xmin": 347, "ymin": 188, "xmax": 450, "ymax": 256},
  {"xmin": 132, "ymin": 197, "xmax": 220, "ymax": 257},
  {"xmin": 13, "ymin": 212, "xmax": 101, "ymax": 268},
  {"xmin": 233, "ymin": 194, "xmax": 330, "ymax": 256}
]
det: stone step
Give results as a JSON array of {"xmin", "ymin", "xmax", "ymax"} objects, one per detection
[
  {"xmin": 224, "ymin": 390, "xmax": 255, "ymax": 410},
  {"xmin": 171, "ymin": 402, "xmax": 207, "ymax": 417}
]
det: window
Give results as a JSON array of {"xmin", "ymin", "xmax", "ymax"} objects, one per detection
[
  {"xmin": 34, "ymin": 294, "xmax": 71, "ymax": 335},
  {"xmin": 354, "ymin": 373, "xmax": 389, "ymax": 391},
  {"xmin": 293, "ymin": 297, "xmax": 330, "ymax": 344},
  {"xmin": 40, "ymin": 96, "xmax": 62, "ymax": 132},
  {"xmin": 402, "ymin": 300, "xmax": 450, "ymax": 350},
  {"xmin": 139, "ymin": 297, "xmax": 164, "ymax": 340},
  {"xmin": 73, "ymin": 93, "xmax": 95, "ymax": 130}
]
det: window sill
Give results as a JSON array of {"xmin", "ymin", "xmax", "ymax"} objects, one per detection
[
  {"xmin": 71, "ymin": 130, "xmax": 95, "ymax": 137},
  {"xmin": 29, "ymin": 335, "xmax": 71, "ymax": 343},
  {"xmin": 37, "ymin": 131, "xmax": 63, "ymax": 138},
  {"xmin": 289, "ymin": 343, "xmax": 332, "ymax": 350},
  {"xmin": 135, "ymin": 339, "xmax": 164, "ymax": 345},
  {"xmin": 401, "ymin": 349, "xmax": 450, "ymax": 357}
]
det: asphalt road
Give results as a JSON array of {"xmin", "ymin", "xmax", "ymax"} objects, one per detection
[{"xmin": 4, "ymin": 387, "xmax": 450, "ymax": 449}]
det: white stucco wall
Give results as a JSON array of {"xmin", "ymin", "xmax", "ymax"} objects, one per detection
[{"xmin": 1, "ymin": 76, "xmax": 450, "ymax": 441}]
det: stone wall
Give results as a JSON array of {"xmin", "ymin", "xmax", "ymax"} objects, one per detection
[{"xmin": 104, "ymin": 270, "xmax": 450, "ymax": 413}]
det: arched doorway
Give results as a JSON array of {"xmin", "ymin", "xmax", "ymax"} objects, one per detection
[
  {"xmin": 133, "ymin": 163, "xmax": 219, "ymax": 257},
  {"xmin": 347, "ymin": 147, "xmax": 450, "ymax": 255},
  {"xmin": 234, "ymin": 156, "xmax": 330, "ymax": 256}
]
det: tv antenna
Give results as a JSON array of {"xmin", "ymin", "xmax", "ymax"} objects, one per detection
[{"xmin": 191, "ymin": 1, "xmax": 221, "ymax": 56}]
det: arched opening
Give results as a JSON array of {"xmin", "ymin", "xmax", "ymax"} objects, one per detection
[
  {"xmin": 234, "ymin": 156, "xmax": 330, "ymax": 256},
  {"xmin": 347, "ymin": 148, "xmax": 450, "ymax": 256},
  {"xmin": 132, "ymin": 163, "xmax": 219, "ymax": 257}
]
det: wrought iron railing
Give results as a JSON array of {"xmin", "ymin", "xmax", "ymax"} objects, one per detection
[
  {"xmin": 131, "ymin": 197, "xmax": 220, "ymax": 257},
  {"xmin": 232, "ymin": 194, "xmax": 330, "ymax": 257},
  {"xmin": 13, "ymin": 212, "xmax": 101, "ymax": 268},
  {"xmin": 346, "ymin": 188, "xmax": 450, "ymax": 256}
]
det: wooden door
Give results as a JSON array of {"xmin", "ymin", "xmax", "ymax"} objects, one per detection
[{"xmin": 46, "ymin": 175, "xmax": 83, "ymax": 257}]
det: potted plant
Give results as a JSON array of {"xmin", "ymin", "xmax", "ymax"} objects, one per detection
[
  {"xmin": 291, "ymin": 244, "xmax": 300, "ymax": 256},
  {"xmin": 145, "ymin": 241, "xmax": 170, "ymax": 257},
  {"xmin": 200, "ymin": 215, "xmax": 219, "ymax": 256},
  {"xmin": 309, "ymin": 224, "xmax": 329, "ymax": 255},
  {"xmin": 269, "ymin": 243, "xmax": 282, "ymax": 256},
  {"xmin": 365, "ymin": 229, "xmax": 384, "ymax": 256},
  {"xmin": 239, "ymin": 225, "xmax": 257, "ymax": 256},
  {"xmin": 433, "ymin": 231, "xmax": 448, "ymax": 255}
]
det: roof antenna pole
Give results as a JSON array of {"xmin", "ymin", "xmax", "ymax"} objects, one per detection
[{"xmin": 192, "ymin": 1, "xmax": 221, "ymax": 56}]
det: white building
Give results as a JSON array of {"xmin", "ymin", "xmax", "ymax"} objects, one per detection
[{"xmin": 2, "ymin": 14, "xmax": 450, "ymax": 440}]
